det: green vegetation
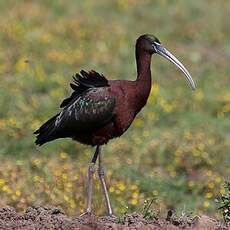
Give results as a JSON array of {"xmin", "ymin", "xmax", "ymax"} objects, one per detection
[
  {"xmin": 141, "ymin": 197, "xmax": 158, "ymax": 220},
  {"xmin": 0, "ymin": 0, "xmax": 229, "ymax": 217},
  {"xmin": 217, "ymin": 182, "xmax": 230, "ymax": 222}
]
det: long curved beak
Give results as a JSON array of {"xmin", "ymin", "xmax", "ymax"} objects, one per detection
[{"xmin": 153, "ymin": 43, "xmax": 196, "ymax": 90}]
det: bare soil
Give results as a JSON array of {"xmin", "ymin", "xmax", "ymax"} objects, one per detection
[{"xmin": 0, "ymin": 206, "xmax": 228, "ymax": 230}]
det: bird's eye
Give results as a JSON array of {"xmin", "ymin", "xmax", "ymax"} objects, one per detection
[{"xmin": 152, "ymin": 41, "xmax": 161, "ymax": 52}]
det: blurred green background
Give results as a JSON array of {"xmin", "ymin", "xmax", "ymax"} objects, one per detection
[{"xmin": 0, "ymin": 0, "xmax": 229, "ymax": 216}]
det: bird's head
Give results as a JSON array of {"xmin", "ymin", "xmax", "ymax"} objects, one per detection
[{"xmin": 136, "ymin": 34, "xmax": 196, "ymax": 90}]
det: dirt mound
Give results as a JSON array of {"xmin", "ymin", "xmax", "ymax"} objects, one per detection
[{"xmin": 0, "ymin": 206, "xmax": 228, "ymax": 230}]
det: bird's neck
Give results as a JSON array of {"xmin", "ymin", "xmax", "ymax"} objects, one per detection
[
  {"xmin": 136, "ymin": 51, "xmax": 151, "ymax": 82},
  {"xmin": 135, "ymin": 50, "xmax": 152, "ymax": 100}
]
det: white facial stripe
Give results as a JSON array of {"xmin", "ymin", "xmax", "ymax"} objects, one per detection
[{"xmin": 153, "ymin": 41, "xmax": 161, "ymax": 46}]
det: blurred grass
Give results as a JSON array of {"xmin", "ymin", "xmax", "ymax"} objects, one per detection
[{"xmin": 0, "ymin": 0, "xmax": 229, "ymax": 216}]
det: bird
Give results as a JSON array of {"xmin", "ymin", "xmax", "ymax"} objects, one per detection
[{"xmin": 34, "ymin": 34, "xmax": 195, "ymax": 217}]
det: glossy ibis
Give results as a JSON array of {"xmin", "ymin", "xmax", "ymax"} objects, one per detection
[{"xmin": 34, "ymin": 34, "xmax": 195, "ymax": 217}]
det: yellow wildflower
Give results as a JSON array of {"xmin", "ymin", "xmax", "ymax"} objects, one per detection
[
  {"xmin": 62, "ymin": 174, "xmax": 67, "ymax": 180},
  {"xmin": 148, "ymin": 83, "xmax": 159, "ymax": 103},
  {"xmin": 205, "ymin": 192, "xmax": 213, "ymax": 199},
  {"xmin": 33, "ymin": 175, "xmax": 42, "ymax": 183},
  {"xmin": 15, "ymin": 57, "xmax": 27, "ymax": 72},
  {"xmin": 132, "ymin": 191, "xmax": 139, "ymax": 198},
  {"xmin": 73, "ymin": 174, "xmax": 79, "ymax": 180},
  {"xmin": 0, "ymin": 179, "xmax": 5, "ymax": 187},
  {"xmin": 194, "ymin": 89, "xmax": 204, "ymax": 101},
  {"xmin": 219, "ymin": 187, "xmax": 225, "ymax": 194},
  {"xmin": 15, "ymin": 190, "xmax": 21, "ymax": 197},
  {"xmin": 203, "ymin": 201, "xmax": 210, "ymax": 208},
  {"xmin": 133, "ymin": 118, "xmax": 144, "ymax": 128},
  {"xmin": 117, "ymin": 182, "xmax": 126, "ymax": 192},
  {"xmin": 60, "ymin": 152, "xmax": 68, "ymax": 160},
  {"xmin": 208, "ymin": 182, "xmax": 215, "ymax": 189},
  {"xmin": 32, "ymin": 158, "xmax": 42, "ymax": 167},
  {"xmin": 66, "ymin": 183, "xmax": 72, "ymax": 189},
  {"xmin": 215, "ymin": 177, "xmax": 222, "ymax": 184},
  {"xmin": 2, "ymin": 185, "xmax": 13, "ymax": 194},
  {"xmin": 131, "ymin": 199, "xmax": 138, "ymax": 205},
  {"xmin": 64, "ymin": 195, "xmax": 70, "ymax": 202},
  {"xmin": 109, "ymin": 186, "xmax": 115, "ymax": 193}
]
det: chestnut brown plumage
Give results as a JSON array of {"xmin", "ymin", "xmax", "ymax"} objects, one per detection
[{"xmin": 34, "ymin": 34, "xmax": 195, "ymax": 217}]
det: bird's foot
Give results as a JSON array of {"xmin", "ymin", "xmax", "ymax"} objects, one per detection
[
  {"xmin": 108, "ymin": 214, "xmax": 117, "ymax": 220},
  {"xmin": 79, "ymin": 211, "xmax": 92, "ymax": 218},
  {"xmin": 102, "ymin": 214, "xmax": 117, "ymax": 221}
]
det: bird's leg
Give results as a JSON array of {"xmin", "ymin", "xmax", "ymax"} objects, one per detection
[
  {"xmin": 80, "ymin": 145, "xmax": 100, "ymax": 216},
  {"xmin": 97, "ymin": 151, "xmax": 115, "ymax": 217}
]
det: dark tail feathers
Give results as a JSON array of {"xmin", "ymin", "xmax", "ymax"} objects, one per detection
[{"xmin": 34, "ymin": 114, "xmax": 59, "ymax": 146}]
